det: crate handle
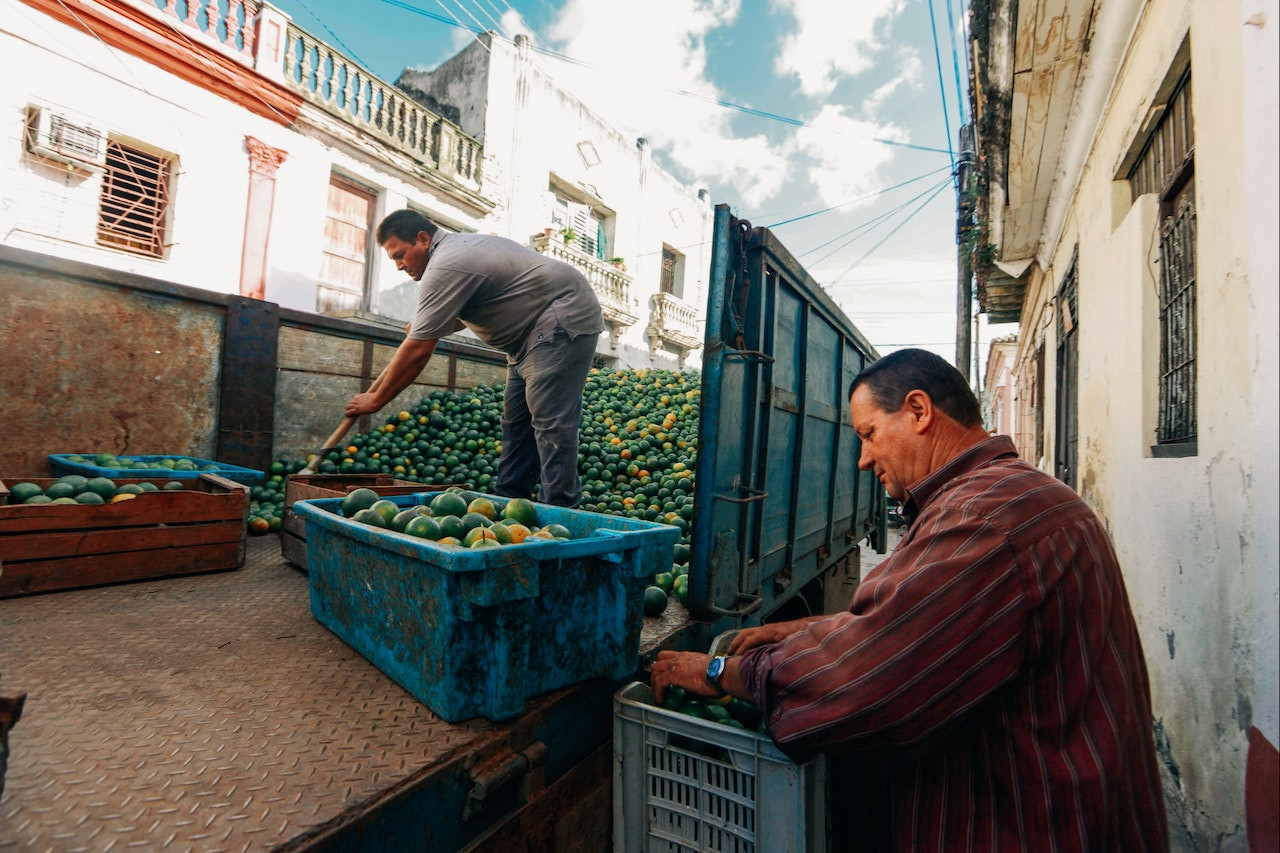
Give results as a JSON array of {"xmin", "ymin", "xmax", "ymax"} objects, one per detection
[
  {"xmin": 712, "ymin": 486, "xmax": 768, "ymax": 504},
  {"xmin": 710, "ymin": 592, "xmax": 763, "ymax": 618},
  {"xmin": 722, "ymin": 349, "xmax": 774, "ymax": 364}
]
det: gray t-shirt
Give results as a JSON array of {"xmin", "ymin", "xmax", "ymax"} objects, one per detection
[{"xmin": 407, "ymin": 233, "xmax": 604, "ymax": 360}]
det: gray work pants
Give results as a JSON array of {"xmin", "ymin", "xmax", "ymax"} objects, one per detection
[{"xmin": 494, "ymin": 330, "xmax": 598, "ymax": 507}]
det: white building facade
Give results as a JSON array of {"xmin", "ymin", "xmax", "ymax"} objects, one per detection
[
  {"xmin": 398, "ymin": 33, "xmax": 713, "ymax": 370},
  {"xmin": 970, "ymin": 0, "xmax": 1279, "ymax": 846}
]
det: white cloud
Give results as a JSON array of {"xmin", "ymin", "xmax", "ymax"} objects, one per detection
[
  {"xmin": 539, "ymin": 0, "xmax": 791, "ymax": 207},
  {"xmin": 770, "ymin": 0, "xmax": 908, "ymax": 96},
  {"xmin": 864, "ymin": 51, "xmax": 923, "ymax": 116},
  {"xmin": 794, "ymin": 105, "xmax": 908, "ymax": 207}
]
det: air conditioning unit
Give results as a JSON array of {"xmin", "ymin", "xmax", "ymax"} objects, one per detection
[{"xmin": 25, "ymin": 106, "xmax": 107, "ymax": 172}]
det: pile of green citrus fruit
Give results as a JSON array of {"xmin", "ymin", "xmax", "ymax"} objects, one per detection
[
  {"xmin": 335, "ymin": 486, "xmax": 571, "ymax": 548},
  {"xmin": 61, "ymin": 453, "xmax": 217, "ymax": 473},
  {"xmin": 4, "ymin": 475, "xmax": 185, "ymax": 506},
  {"xmin": 655, "ymin": 685, "xmax": 766, "ymax": 733},
  {"xmin": 264, "ymin": 367, "xmax": 700, "ymax": 568}
]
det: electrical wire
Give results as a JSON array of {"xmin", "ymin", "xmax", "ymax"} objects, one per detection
[
  {"xmin": 367, "ymin": 0, "xmax": 952, "ymax": 155},
  {"xmin": 761, "ymin": 165, "xmax": 953, "ymax": 228},
  {"xmin": 289, "ymin": 0, "xmax": 376, "ymax": 73},
  {"xmin": 945, "ymin": 0, "xmax": 968, "ymax": 125},
  {"xmin": 927, "ymin": 0, "xmax": 956, "ymax": 175},
  {"xmin": 800, "ymin": 177, "xmax": 953, "ymax": 266},
  {"xmin": 829, "ymin": 180, "xmax": 952, "ymax": 285}
]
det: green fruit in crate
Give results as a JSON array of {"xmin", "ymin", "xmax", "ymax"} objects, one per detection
[
  {"xmin": 501, "ymin": 498, "xmax": 538, "ymax": 527},
  {"xmin": 45, "ymin": 483, "xmax": 76, "ymax": 501},
  {"xmin": 8, "ymin": 483, "xmax": 44, "ymax": 504},
  {"xmin": 488, "ymin": 522, "xmax": 513, "ymax": 544},
  {"xmin": 163, "ymin": 481, "xmax": 185, "ymax": 491},
  {"xmin": 56, "ymin": 474, "xmax": 89, "ymax": 491},
  {"xmin": 94, "ymin": 453, "xmax": 116, "ymax": 467},
  {"xmin": 437, "ymin": 536, "xmax": 463, "ymax": 546},
  {"xmin": 643, "ymin": 586, "xmax": 668, "ymax": 617},
  {"xmin": 466, "ymin": 497, "xmax": 495, "ymax": 520},
  {"xmin": 342, "ymin": 488, "xmax": 380, "ymax": 517},
  {"xmin": 672, "ymin": 543, "xmax": 691, "ymax": 564},
  {"xmin": 436, "ymin": 515, "xmax": 465, "ymax": 540},
  {"xmin": 369, "ymin": 500, "xmax": 400, "ymax": 525},
  {"xmin": 75, "ymin": 491, "xmax": 106, "ymax": 505},
  {"xmin": 390, "ymin": 509, "xmax": 421, "ymax": 532},
  {"xmin": 138, "ymin": 482, "xmax": 159, "ymax": 492},
  {"xmin": 463, "ymin": 526, "xmax": 498, "ymax": 547},
  {"xmin": 24, "ymin": 494, "xmax": 53, "ymax": 505},
  {"xmin": 85, "ymin": 478, "xmax": 117, "ymax": 499},
  {"xmin": 541, "ymin": 523, "xmax": 572, "ymax": 540},
  {"xmin": 51, "ymin": 497, "xmax": 79, "ymax": 505},
  {"xmin": 404, "ymin": 515, "xmax": 441, "ymax": 540},
  {"xmin": 459, "ymin": 512, "xmax": 491, "ymax": 534},
  {"xmin": 430, "ymin": 492, "xmax": 468, "ymax": 518},
  {"xmin": 116, "ymin": 483, "xmax": 145, "ymax": 495},
  {"xmin": 352, "ymin": 508, "xmax": 388, "ymax": 528}
]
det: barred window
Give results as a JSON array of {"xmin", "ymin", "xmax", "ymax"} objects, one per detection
[
  {"xmin": 97, "ymin": 141, "xmax": 171, "ymax": 257},
  {"xmin": 1129, "ymin": 69, "xmax": 1196, "ymax": 452}
]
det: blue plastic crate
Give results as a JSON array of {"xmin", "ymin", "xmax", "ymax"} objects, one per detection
[
  {"xmin": 49, "ymin": 454, "xmax": 264, "ymax": 485},
  {"xmin": 293, "ymin": 492, "xmax": 680, "ymax": 723}
]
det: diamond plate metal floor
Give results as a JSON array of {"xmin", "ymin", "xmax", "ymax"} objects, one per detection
[{"xmin": 0, "ymin": 537, "xmax": 506, "ymax": 851}]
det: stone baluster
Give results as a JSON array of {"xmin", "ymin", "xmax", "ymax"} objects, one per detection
[
  {"xmin": 299, "ymin": 38, "xmax": 313, "ymax": 93},
  {"xmin": 164, "ymin": 0, "xmax": 177, "ymax": 15},
  {"xmin": 241, "ymin": 0, "xmax": 258, "ymax": 56},
  {"xmin": 224, "ymin": 0, "xmax": 242, "ymax": 46},
  {"xmin": 186, "ymin": 0, "xmax": 199, "ymax": 27},
  {"xmin": 283, "ymin": 30, "xmax": 297, "ymax": 81},
  {"xmin": 205, "ymin": 0, "xmax": 220, "ymax": 38}
]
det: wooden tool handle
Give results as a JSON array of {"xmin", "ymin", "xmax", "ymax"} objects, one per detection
[{"xmin": 300, "ymin": 361, "xmax": 395, "ymax": 473}]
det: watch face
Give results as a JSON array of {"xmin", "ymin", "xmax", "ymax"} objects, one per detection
[{"xmin": 706, "ymin": 656, "xmax": 726, "ymax": 681}]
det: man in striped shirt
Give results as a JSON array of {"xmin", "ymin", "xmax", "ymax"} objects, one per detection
[{"xmin": 651, "ymin": 348, "xmax": 1167, "ymax": 850}]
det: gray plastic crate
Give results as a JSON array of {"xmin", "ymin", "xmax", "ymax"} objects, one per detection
[{"xmin": 613, "ymin": 681, "xmax": 826, "ymax": 852}]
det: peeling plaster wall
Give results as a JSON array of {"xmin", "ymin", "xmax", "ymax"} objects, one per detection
[{"xmin": 1021, "ymin": 0, "xmax": 1277, "ymax": 845}]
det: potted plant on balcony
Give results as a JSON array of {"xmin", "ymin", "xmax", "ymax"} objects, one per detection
[
  {"xmin": 609, "ymin": 257, "xmax": 626, "ymax": 272},
  {"xmin": 559, "ymin": 226, "xmax": 577, "ymax": 245}
]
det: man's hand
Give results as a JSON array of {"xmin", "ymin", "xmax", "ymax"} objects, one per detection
[
  {"xmin": 650, "ymin": 651, "xmax": 719, "ymax": 705},
  {"xmin": 726, "ymin": 616, "xmax": 826, "ymax": 655},
  {"xmin": 345, "ymin": 391, "xmax": 384, "ymax": 417}
]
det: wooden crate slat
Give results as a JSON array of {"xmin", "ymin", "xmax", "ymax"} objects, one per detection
[
  {"xmin": 0, "ymin": 520, "xmax": 243, "ymax": 562},
  {"xmin": 0, "ymin": 542, "xmax": 244, "ymax": 597}
]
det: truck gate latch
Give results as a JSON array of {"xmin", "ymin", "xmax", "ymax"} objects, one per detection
[{"xmin": 464, "ymin": 741, "xmax": 548, "ymax": 820}]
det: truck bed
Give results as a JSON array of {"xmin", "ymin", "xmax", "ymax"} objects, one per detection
[{"xmin": 0, "ymin": 537, "xmax": 694, "ymax": 851}]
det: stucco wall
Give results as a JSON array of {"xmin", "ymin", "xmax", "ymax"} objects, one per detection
[
  {"xmin": 1022, "ymin": 0, "xmax": 1277, "ymax": 844},
  {"xmin": 0, "ymin": 1, "xmax": 490, "ymax": 324}
]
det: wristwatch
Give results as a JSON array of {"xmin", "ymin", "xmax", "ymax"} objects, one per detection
[{"xmin": 705, "ymin": 655, "xmax": 728, "ymax": 695}]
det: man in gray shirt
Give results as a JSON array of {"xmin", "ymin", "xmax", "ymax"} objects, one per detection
[{"xmin": 346, "ymin": 209, "xmax": 603, "ymax": 507}]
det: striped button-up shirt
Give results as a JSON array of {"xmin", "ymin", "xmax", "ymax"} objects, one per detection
[{"xmin": 738, "ymin": 436, "xmax": 1167, "ymax": 850}]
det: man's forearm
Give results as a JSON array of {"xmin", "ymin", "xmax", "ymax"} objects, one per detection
[{"xmin": 372, "ymin": 338, "xmax": 437, "ymax": 408}]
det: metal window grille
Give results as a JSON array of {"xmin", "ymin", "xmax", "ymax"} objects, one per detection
[
  {"xmin": 1129, "ymin": 69, "xmax": 1193, "ymax": 201},
  {"xmin": 1157, "ymin": 180, "xmax": 1197, "ymax": 445},
  {"xmin": 97, "ymin": 141, "xmax": 171, "ymax": 257},
  {"xmin": 660, "ymin": 248, "xmax": 676, "ymax": 294},
  {"xmin": 1054, "ymin": 258, "xmax": 1079, "ymax": 489}
]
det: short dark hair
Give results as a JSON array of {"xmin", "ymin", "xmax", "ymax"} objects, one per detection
[
  {"xmin": 849, "ymin": 348, "xmax": 982, "ymax": 428},
  {"xmin": 376, "ymin": 209, "xmax": 438, "ymax": 245}
]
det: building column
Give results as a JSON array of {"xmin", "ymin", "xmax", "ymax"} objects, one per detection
[{"xmin": 239, "ymin": 136, "xmax": 287, "ymax": 299}]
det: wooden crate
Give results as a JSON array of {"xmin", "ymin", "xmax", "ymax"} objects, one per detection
[
  {"xmin": 0, "ymin": 474, "xmax": 248, "ymax": 597},
  {"xmin": 281, "ymin": 474, "xmax": 423, "ymax": 569}
]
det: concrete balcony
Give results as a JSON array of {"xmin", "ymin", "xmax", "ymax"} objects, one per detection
[
  {"xmin": 530, "ymin": 234, "xmax": 638, "ymax": 349},
  {"xmin": 646, "ymin": 291, "xmax": 702, "ymax": 366}
]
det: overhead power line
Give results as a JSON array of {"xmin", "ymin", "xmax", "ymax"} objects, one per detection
[
  {"xmin": 762, "ymin": 165, "xmax": 953, "ymax": 228},
  {"xmin": 829, "ymin": 180, "xmax": 952, "ymax": 286},
  {"xmin": 801, "ymin": 177, "xmax": 953, "ymax": 266},
  {"xmin": 369, "ymin": 0, "xmax": 953, "ymax": 155},
  {"xmin": 926, "ymin": 0, "xmax": 956, "ymax": 176}
]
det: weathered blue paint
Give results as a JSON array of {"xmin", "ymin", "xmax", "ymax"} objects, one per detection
[{"xmin": 689, "ymin": 205, "xmax": 882, "ymax": 623}]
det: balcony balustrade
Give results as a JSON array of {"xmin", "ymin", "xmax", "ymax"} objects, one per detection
[
  {"xmin": 531, "ymin": 234, "xmax": 638, "ymax": 349},
  {"xmin": 646, "ymin": 291, "xmax": 702, "ymax": 366},
  {"xmin": 281, "ymin": 25, "xmax": 482, "ymax": 192}
]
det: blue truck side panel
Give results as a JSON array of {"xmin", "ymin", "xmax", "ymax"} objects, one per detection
[{"xmin": 690, "ymin": 205, "xmax": 883, "ymax": 622}]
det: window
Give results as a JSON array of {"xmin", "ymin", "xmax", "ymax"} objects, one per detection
[
  {"xmin": 318, "ymin": 176, "xmax": 375, "ymax": 314},
  {"xmin": 660, "ymin": 246, "xmax": 685, "ymax": 298},
  {"xmin": 1129, "ymin": 68, "xmax": 1196, "ymax": 453},
  {"xmin": 97, "ymin": 141, "xmax": 172, "ymax": 257},
  {"xmin": 1054, "ymin": 257, "xmax": 1079, "ymax": 489}
]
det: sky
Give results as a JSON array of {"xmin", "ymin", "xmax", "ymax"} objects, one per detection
[{"xmin": 270, "ymin": 0, "xmax": 1017, "ymax": 377}]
